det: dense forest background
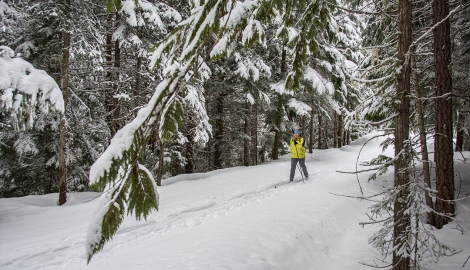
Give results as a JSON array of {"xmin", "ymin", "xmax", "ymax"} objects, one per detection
[
  {"xmin": 0, "ymin": 0, "xmax": 468, "ymax": 197},
  {"xmin": 0, "ymin": 0, "xmax": 356, "ymax": 196}
]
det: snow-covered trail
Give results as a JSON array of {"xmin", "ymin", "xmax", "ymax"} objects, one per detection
[{"xmin": 0, "ymin": 133, "xmax": 393, "ymax": 269}]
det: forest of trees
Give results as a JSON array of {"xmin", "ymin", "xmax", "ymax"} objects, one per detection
[{"xmin": 1, "ymin": 0, "xmax": 469, "ymax": 268}]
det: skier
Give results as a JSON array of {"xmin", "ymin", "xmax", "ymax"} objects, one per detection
[{"xmin": 289, "ymin": 129, "xmax": 309, "ymax": 182}]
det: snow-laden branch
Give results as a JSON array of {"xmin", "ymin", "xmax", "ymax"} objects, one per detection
[{"xmin": 0, "ymin": 46, "xmax": 64, "ymax": 130}]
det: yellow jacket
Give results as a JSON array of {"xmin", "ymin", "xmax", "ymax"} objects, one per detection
[{"xmin": 290, "ymin": 137, "xmax": 306, "ymax": 158}]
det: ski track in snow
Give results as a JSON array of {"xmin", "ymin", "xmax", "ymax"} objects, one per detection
[{"xmin": 0, "ymin": 139, "xmax": 384, "ymax": 270}]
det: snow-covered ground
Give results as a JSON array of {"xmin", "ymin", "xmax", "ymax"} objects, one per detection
[{"xmin": 1, "ymin": 132, "xmax": 469, "ymax": 270}]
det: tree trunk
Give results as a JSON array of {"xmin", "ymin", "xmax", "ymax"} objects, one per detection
[
  {"xmin": 393, "ymin": 1, "xmax": 412, "ymax": 269},
  {"xmin": 252, "ymin": 102, "xmax": 258, "ymax": 165},
  {"xmin": 273, "ymin": 47, "xmax": 287, "ymax": 160},
  {"xmin": 455, "ymin": 111, "xmax": 464, "ymax": 151},
  {"xmin": 58, "ymin": 0, "xmax": 71, "ymax": 206},
  {"xmin": 185, "ymin": 115, "xmax": 195, "ymax": 173},
  {"xmin": 333, "ymin": 112, "xmax": 338, "ymax": 148},
  {"xmin": 411, "ymin": 55, "xmax": 435, "ymax": 225},
  {"xmin": 272, "ymin": 98, "xmax": 282, "ymax": 160},
  {"xmin": 309, "ymin": 111, "xmax": 314, "ymax": 153},
  {"xmin": 207, "ymin": 138, "xmax": 213, "ymax": 171},
  {"xmin": 105, "ymin": 14, "xmax": 115, "ymax": 134},
  {"xmin": 111, "ymin": 24, "xmax": 121, "ymax": 134},
  {"xmin": 432, "ymin": 0, "xmax": 454, "ymax": 229},
  {"xmin": 157, "ymin": 141, "xmax": 163, "ymax": 186},
  {"xmin": 323, "ymin": 124, "xmax": 328, "ymax": 149},
  {"xmin": 318, "ymin": 115, "xmax": 322, "ymax": 150},
  {"xmin": 244, "ymin": 101, "xmax": 251, "ymax": 166},
  {"xmin": 337, "ymin": 113, "xmax": 343, "ymax": 148},
  {"xmin": 214, "ymin": 94, "xmax": 224, "ymax": 169}
]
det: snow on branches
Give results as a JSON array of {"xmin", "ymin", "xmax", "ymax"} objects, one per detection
[{"xmin": 0, "ymin": 46, "xmax": 64, "ymax": 130}]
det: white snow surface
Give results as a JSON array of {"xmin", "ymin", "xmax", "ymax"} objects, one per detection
[{"xmin": 1, "ymin": 132, "xmax": 469, "ymax": 270}]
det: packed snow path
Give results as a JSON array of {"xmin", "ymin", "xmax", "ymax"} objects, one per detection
[{"xmin": 1, "ymin": 132, "xmax": 469, "ymax": 269}]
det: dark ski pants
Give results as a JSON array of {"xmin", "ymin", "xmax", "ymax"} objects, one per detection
[{"xmin": 290, "ymin": 158, "xmax": 308, "ymax": 181}]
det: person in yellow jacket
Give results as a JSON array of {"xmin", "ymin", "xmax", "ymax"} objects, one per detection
[{"xmin": 289, "ymin": 129, "xmax": 309, "ymax": 182}]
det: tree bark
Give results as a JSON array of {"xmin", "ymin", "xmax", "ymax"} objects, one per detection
[
  {"xmin": 337, "ymin": 113, "xmax": 343, "ymax": 148},
  {"xmin": 272, "ymin": 47, "xmax": 287, "ymax": 160},
  {"xmin": 185, "ymin": 115, "xmax": 195, "ymax": 173},
  {"xmin": 393, "ymin": 0, "xmax": 412, "ymax": 268},
  {"xmin": 157, "ymin": 141, "xmax": 163, "ymax": 186},
  {"xmin": 58, "ymin": 0, "xmax": 71, "ymax": 206},
  {"xmin": 411, "ymin": 55, "xmax": 434, "ymax": 225},
  {"xmin": 323, "ymin": 123, "xmax": 328, "ymax": 149},
  {"xmin": 214, "ymin": 94, "xmax": 224, "ymax": 169},
  {"xmin": 272, "ymin": 97, "xmax": 282, "ymax": 160},
  {"xmin": 333, "ymin": 112, "xmax": 338, "ymax": 148},
  {"xmin": 309, "ymin": 111, "xmax": 314, "ymax": 153},
  {"xmin": 111, "ymin": 23, "xmax": 121, "ymax": 134},
  {"xmin": 252, "ymin": 102, "xmax": 258, "ymax": 165},
  {"xmin": 244, "ymin": 101, "xmax": 251, "ymax": 166},
  {"xmin": 432, "ymin": 0, "xmax": 454, "ymax": 229},
  {"xmin": 105, "ymin": 14, "xmax": 114, "ymax": 134},
  {"xmin": 318, "ymin": 115, "xmax": 322, "ymax": 150},
  {"xmin": 455, "ymin": 111, "xmax": 464, "ymax": 151}
]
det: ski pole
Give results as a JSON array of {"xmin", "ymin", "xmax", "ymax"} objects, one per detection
[{"xmin": 297, "ymin": 163, "xmax": 305, "ymax": 183}]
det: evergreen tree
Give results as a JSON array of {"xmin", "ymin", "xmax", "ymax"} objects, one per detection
[{"xmin": 0, "ymin": 46, "xmax": 65, "ymax": 197}]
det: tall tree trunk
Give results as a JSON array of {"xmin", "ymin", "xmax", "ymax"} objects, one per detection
[
  {"xmin": 272, "ymin": 98, "xmax": 282, "ymax": 160},
  {"xmin": 58, "ymin": 0, "xmax": 71, "ymax": 206},
  {"xmin": 105, "ymin": 14, "xmax": 114, "ymax": 134},
  {"xmin": 338, "ymin": 113, "xmax": 343, "ymax": 148},
  {"xmin": 432, "ymin": 0, "xmax": 454, "ymax": 229},
  {"xmin": 318, "ymin": 115, "xmax": 322, "ymax": 150},
  {"xmin": 252, "ymin": 102, "xmax": 258, "ymax": 165},
  {"xmin": 157, "ymin": 141, "xmax": 163, "ymax": 186},
  {"xmin": 393, "ymin": 0, "xmax": 412, "ymax": 269},
  {"xmin": 455, "ymin": 111, "xmax": 464, "ymax": 151},
  {"xmin": 244, "ymin": 101, "xmax": 251, "ymax": 166},
  {"xmin": 323, "ymin": 123, "xmax": 328, "ymax": 149},
  {"xmin": 111, "ymin": 23, "xmax": 121, "ymax": 134},
  {"xmin": 411, "ymin": 55, "xmax": 434, "ymax": 225},
  {"xmin": 207, "ymin": 137, "xmax": 213, "ymax": 171},
  {"xmin": 214, "ymin": 94, "xmax": 224, "ymax": 169},
  {"xmin": 185, "ymin": 115, "xmax": 195, "ymax": 173},
  {"xmin": 309, "ymin": 111, "xmax": 314, "ymax": 153},
  {"xmin": 333, "ymin": 112, "xmax": 338, "ymax": 148},
  {"xmin": 272, "ymin": 47, "xmax": 287, "ymax": 160}
]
